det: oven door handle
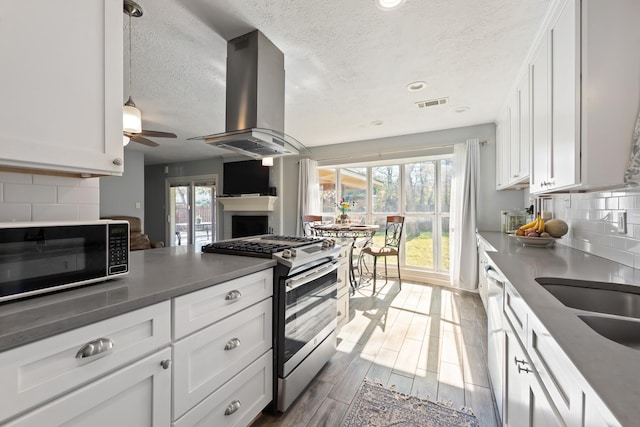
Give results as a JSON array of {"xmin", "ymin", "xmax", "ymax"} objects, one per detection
[{"xmin": 285, "ymin": 261, "xmax": 339, "ymax": 291}]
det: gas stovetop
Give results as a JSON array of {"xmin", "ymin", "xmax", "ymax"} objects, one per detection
[
  {"xmin": 202, "ymin": 234, "xmax": 340, "ymax": 271},
  {"xmin": 201, "ymin": 235, "xmax": 323, "ymax": 258}
]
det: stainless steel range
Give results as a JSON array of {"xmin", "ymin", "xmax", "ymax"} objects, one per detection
[{"xmin": 202, "ymin": 235, "xmax": 340, "ymax": 412}]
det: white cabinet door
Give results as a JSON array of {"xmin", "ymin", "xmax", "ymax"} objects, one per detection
[
  {"xmin": 530, "ymin": 31, "xmax": 551, "ymax": 194},
  {"xmin": 504, "ymin": 318, "xmax": 564, "ymax": 427},
  {"xmin": 516, "ymin": 69, "xmax": 530, "ymax": 182},
  {"xmin": 6, "ymin": 348, "xmax": 171, "ymax": 427},
  {"xmin": 0, "ymin": 0, "xmax": 124, "ymax": 177},
  {"xmin": 496, "ymin": 107, "xmax": 511, "ymax": 189},
  {"xmin": 549, "ymin": 0, "xmax": 579, "ymax": 191}
]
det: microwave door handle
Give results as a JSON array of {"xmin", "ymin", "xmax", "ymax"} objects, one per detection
[{"xmin": 286, "ymin": 261, "xmax": 339, "ymax": 291}]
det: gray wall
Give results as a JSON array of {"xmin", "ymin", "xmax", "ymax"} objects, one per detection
[{"xmin": 100, "ymin": 150, "xmax": 145, "ymax": 220}]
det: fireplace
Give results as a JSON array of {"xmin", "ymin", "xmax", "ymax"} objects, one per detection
[{"xmin": 232, "ymin": 215, "xmax": 269, "ymax": 238}]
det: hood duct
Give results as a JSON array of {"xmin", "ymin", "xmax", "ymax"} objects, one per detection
[{"xmin": 190, "ymin": 30, "xmax": 308, "ymax": 159}]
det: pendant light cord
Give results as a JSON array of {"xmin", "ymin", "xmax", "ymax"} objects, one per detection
[{"xmin": 128, "ymin": 11, "xmax": 132, "ymax": 98}]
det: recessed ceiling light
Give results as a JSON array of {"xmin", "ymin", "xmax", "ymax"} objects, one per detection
[
  {"xmin": 371, "ymin": 120, "xmax": 384, "ymax": 126},
  {"xmin": 407, "ymin": 81, "xmax": 427, "ymax": 91},
  {"xmin": 455, "ymin": 106, "xmax": 470, "ymax": 113},
  {"xmin": 375, "ymin": 0, "xmax": 405, "ymax": 10}
]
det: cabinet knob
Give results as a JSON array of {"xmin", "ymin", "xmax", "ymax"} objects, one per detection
[
  {"xmin": 224, "ymin": 338, "xmax": 241, "ymax": 351},
  {"xmin": 224, "ymin": 400, "xmax": 241, "ymax": 416},
  {"xmin": 112, "ymin": 158, "xmax": 123, "ymax": 166},
  {"xmin": 225, "ymin": 290, "xmax": 242, "ymax": 301},
  {"xmin": 337, "ymin": 311, "xmax": 342, "ymax": 317},
  {"xmin": 75, "ymin": 337, "xmax": 114, "ymax": 360},
  {"xmin": 160, "ymin": 359, "xmax": 172, "ymax": 370}
]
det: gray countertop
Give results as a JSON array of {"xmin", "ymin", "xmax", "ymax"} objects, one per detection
[
  {"xmin": 0, "ymin": 246, "xmax": 276, "ymax": 353},
  {"xmin": 479, "ymin": 231, "xmax": 640, "ymax": 426}
]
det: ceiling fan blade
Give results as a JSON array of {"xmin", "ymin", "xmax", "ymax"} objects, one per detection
[
  {"xmin": 131, "ymin": 135, "xmax": 159, "ymax": 147},
  {"xmin": 139, "ymin": 129, "xmax": 177, "ymax": 138}
]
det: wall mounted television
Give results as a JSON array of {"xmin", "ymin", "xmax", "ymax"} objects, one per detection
[{"xmin": 223, "ymin": 160, "xmax": 270, "ymax": 196}]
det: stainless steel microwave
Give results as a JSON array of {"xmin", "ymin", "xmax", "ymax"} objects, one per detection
[{"xmin": 0, "ymin": 220, "xmax": 129, "ymax": 303}]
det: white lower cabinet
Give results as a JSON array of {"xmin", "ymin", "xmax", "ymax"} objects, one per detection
[
  {"xmin": 504, "ymin": 317, "xmax": 563, "ymax": 427},
  {"xmin": 0, "ymin": 301, "xmax": 171, "ymax": 424},
  {"xmin": 171, "ymin": 269, "xmax": 274, "ymax": 425},
  {"xmin": 5, "ymin": 347, "xmax": 171, "ymax": 427},
  {"xmin": 172, "ymin": 298, "xmax": 272, "ymax": 418},
  {"xmin": 173, "ymin": 351, "xmax": 272, "ymax": 427}
]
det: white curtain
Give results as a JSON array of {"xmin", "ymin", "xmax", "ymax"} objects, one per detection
[
  {"xmin": 450, "ymin": 139, "xmax": 480, "ymax": 291},
  {"xmin": 297, "ymin": 159, "xmax": 321, "ymax": 234}
]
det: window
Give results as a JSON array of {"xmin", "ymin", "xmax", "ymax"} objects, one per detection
[
  {"xmin": 167, "ymin": 175, "xmax": 217, "ymax": 250},
  {"xmin": 318, "ymin": 156, "xmax": 452, "ymax": 276}
]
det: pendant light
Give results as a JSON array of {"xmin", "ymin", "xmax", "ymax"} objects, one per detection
[{"xmin": 123, "ymin": 0, "xmax": 143, "ymax": 137}]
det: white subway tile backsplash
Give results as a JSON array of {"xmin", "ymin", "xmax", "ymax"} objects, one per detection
[
  {"xmin": 550, "ymin": 189, "xmax": 640, "ymax": 269},
  {"xmin": 58, "ymin": 186, "xmax": 99, "ymax": 204},
  {"xmin": 32, "ymin": 204, "xmax": 79, "ymax": 221},
  {"xmin": 79, "ymin": 204, "xmax": 100, "ymax": 221},
  {"xmin": 0, "ymin": 171, "xmax": 100, "ymax": 222},
  {"xmin": 32, "ymin": 175, "xmax": 80, "ymax": 187},
  {"xmin": 0, "ymin": 172, "xmax": 32, "ymax": 184},
  {"xmin": 4, "ymin": 183, "xmax": 56, "ymax": 203},
  {"xmin": 0, "ymin": 204, "xmax": 31, "ymax": 222},
  {"xmin": 79, "ymin": 178, "xmax": 100, "ymax": 188}
]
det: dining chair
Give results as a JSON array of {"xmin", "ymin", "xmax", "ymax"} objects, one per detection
[
  {"xmin": 302, "ymin": 215, "xmax": 323, "ymax": 236},
  {"xmin": 360, "ymin": 215, "xmax": 405, "ymax": 294}
]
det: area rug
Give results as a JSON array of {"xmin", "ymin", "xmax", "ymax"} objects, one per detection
[{"xmin": 342, "ymin": 379, "xmax": 480, "ymax": 427}]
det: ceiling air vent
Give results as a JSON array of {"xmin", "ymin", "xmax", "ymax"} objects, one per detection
[{"xmin": 415, "ymin": 97, "xmax": 448, "ymax": 109}]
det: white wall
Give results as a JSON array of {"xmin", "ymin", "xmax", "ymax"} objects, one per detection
[{"xmin": 0, "ymin": 171, "xmax": 99, "ymax": 222}]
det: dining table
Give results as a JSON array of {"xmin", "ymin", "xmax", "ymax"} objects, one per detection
[{"xmin": 311, "ymin": 223, "xmax": 379, "ymax": 294}]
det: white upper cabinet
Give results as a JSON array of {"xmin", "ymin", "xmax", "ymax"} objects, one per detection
[
  {"xmin": 530, "ymin": 0, "xmax": 640, "ymax": 194},
  {"xmin": 0, "ymin": 0, "xmax": 124, "ymax": 177},
  {"xmin": 496, "ymin": 69, "xmax": 531, "ymax": 190}
]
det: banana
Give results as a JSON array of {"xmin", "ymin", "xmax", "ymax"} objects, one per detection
[
  {"xmin": 536, "ymin": 216, "xmax": 545, "ymax": 233},
  {"xmin": 519, "ymin": 217, "xmax": 539, "ymax": 231}
]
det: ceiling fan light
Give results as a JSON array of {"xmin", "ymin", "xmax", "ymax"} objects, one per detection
[
  {"xmin": 262, "ymin": 157, "xmax": 274, "ymax": 167},
  {"xmin": 123, "ymin": 135, "xmax": 130, "ymax": 146},
  {"xmin": 123, "ymin": 104, "xmax": 142, "ymax": 133}
]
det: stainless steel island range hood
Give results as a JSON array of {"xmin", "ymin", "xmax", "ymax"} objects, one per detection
[{"xmin": 191, "ymin": 30, "xmax": 308, "ymax": 159}]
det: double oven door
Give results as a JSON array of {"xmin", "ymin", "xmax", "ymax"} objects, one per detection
[
  {"xmin": 279, "ymin": 260, "xmax": 338, "ymax": 377},
  {"xmin": 274, "ymin": 258, "xmax": 338, "ymax": 412}
]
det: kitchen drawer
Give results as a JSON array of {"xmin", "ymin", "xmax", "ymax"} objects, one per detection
[
  {"xmin": 173, "ymin": 269, "xmax": 273, "ymax": 339},
  {"xmin": 5, "ymin": 348, "xmax": 171, "ymax": 427},
  {"xmin": 173, "ymin": 350, "xmax": 272, "ymax": 427},
  {"xmin": 527, "ymin": 313, "xmax": 583, "ymax": 426},
  {"xmin": 504, "ymin": 281, "xmax": 527, "ymax": 343},
  {"xmin": 172, "ymin": 298, "xmax": 272, "ymax": 419},
  {"xmin": 337, "ymin": 260, "xmax": 349, "ymax": 294},
  {"xmin": 0, "ymin": 301, "xmax": 170, "ymax": 424}
]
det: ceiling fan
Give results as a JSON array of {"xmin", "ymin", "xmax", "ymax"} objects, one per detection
[{"xmin": 122, "ymin": 0, "xmax": 177, "ymax": 147}]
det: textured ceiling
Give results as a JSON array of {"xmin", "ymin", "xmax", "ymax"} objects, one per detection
[{"xmin": 124, "ymin": 0, "xmax": 551, "ymax": 164}]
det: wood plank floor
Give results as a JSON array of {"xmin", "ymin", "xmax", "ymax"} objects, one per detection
[{"xmin": 252, "ymin": 280, "xmax": 499, "ymax": 427}]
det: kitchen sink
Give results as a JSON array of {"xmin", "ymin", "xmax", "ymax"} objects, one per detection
[
  {"xmin": 535, "ymin": 278, "xmax": 640, "ymax": 319},
  {"xmin": 579, "ymin": 315, "xmax": 640, "ymax": 350}
]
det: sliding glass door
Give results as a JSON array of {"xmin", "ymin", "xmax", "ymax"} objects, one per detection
[{"xmin": 167, "ymin": 175, "xmax": 217, "ymax": 250}]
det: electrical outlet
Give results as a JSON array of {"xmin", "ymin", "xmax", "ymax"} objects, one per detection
[{"xmin": 618, "ymin": 211, "xmax": 627, "ymax": 234}]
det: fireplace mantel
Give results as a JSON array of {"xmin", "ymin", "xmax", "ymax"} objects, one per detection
[{"xmin": 218, "ymin": 196, "xmax": 278, "ymax": 212}]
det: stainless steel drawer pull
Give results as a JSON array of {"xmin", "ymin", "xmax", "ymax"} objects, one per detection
[
  {"xmin": 224, "ymin": 400, "xmax": 241, "ymax": 416},
  {"xmin": 225, "ymin": 290, "xmax": 242, "ymax": 301},
  {"xmin": 75, "ymin": 337, "xmax": 114, "ymax": 359},
  {"xmin": 514, "ymin": 357, "xmax": 527, "ymax": 366},
  {"xmin": 224, "ymin": 338, "xmax": 241, "ymax": 350},
  {"xmin": 160, "ymin": 359, "xmax": 172, "ymax": 370}
]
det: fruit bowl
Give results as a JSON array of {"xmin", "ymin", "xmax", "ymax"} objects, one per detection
[{"xmin": 510, "ymin": 234, "xmax": 558, "ymax": 247}]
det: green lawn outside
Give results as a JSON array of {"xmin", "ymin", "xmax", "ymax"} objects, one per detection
[{"xmin": 368, "ymin": 232, "xmax": 449, "ymax": 271}]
